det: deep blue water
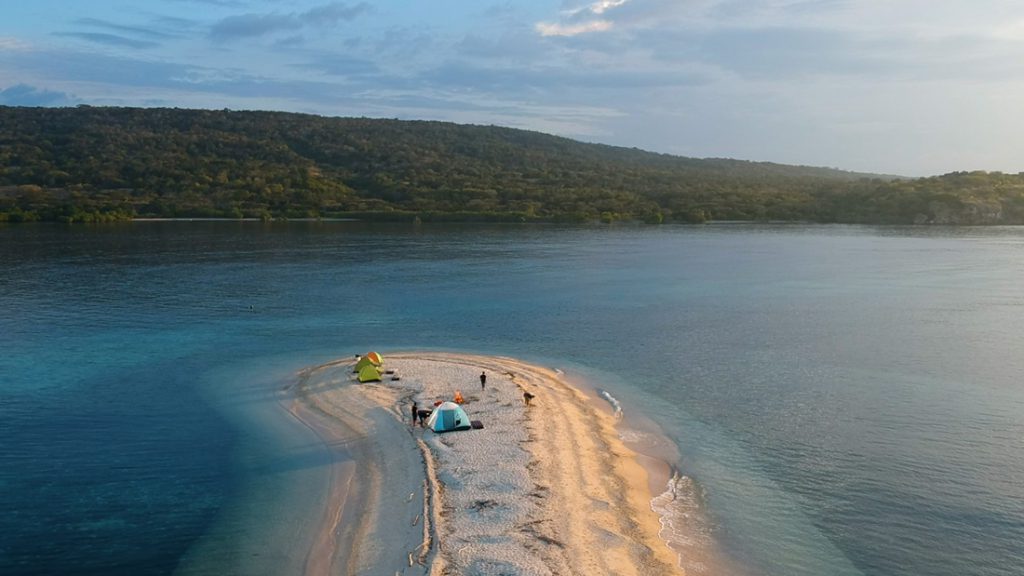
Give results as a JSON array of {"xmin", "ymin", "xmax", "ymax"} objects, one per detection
[{"xmin": 2, "ymin": 222, "xmax": 1023, "ymax": 575}]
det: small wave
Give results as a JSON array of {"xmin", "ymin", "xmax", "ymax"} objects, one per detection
[
  {"xmin": 597, "ymin": 389, "xmax": 623, "ymax": 419},
  {"xmin": 618, "ymin": 428, "xmax": 650, "ymax": 443},
  {"xmin": 651, "ymin": 472, "xmax": 715, "ymax": 574}
]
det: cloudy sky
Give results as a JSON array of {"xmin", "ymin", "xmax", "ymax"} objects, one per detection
[{"xmin": 3, "ymin": 0, "xmax": 1024, "ymax": 176}]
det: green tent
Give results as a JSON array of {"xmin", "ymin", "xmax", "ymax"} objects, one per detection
[
  {"xmin": 353, "ymin": 356, "xmax": 375, "ymax": 373},
  {"xmin": 358, "ymin": 364, "xmax": 382, "ymax": 383}
]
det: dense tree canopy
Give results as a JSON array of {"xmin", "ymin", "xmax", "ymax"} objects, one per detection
[{"xmin": 1, "ymin": 105, "xmax": 1021, "ymax": 224}]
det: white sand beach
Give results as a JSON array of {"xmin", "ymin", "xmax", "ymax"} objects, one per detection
[{"xmin": 287, "ymin": 352, "xmax": 684, "ymax": 575}]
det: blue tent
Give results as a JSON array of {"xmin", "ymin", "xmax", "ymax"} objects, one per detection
[{"xmin": 425, "ymin": 401, "xmax": 471, "ymax": 433}]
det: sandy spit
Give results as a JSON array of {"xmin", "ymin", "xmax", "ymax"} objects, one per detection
[{"xmin": 288, "ymin": 352, "xmax": 684, "ymax": 575}]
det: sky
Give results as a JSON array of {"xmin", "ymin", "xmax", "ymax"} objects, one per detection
[{"xmin": 3, "ymin": 1, "xmax": 1024, "ymax": 176}]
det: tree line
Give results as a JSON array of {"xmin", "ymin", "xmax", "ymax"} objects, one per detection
[{"xmin": 1, "ymin": 105, "xmax": 1022, "ymax": 224}]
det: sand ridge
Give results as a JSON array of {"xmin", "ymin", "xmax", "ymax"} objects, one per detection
[{"xmin": 289, "ymin": 352, "xmax": 683, "ymax": 575}]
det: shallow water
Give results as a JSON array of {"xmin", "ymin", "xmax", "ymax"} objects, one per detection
[{"xmin": 2, "ymin": 222, "xmax": 1023, "ymax": 575}]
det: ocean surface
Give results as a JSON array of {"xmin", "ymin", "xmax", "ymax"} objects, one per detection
[{"xmin": 2, "ymin": 222, "xmax": 1022, "ymax": 575}]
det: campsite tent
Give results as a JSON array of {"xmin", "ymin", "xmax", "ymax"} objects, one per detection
[
  {"xmin": 358, "ymin": 364, "xmax": 382, "ymax": 383},
  {"xmin": 353, "ymin": 356, "xmax": 375, "ymax": 373},
  {"xmin": 425, "ymin": 401, "xmax": 471, "ymax": 433},
  {"xmin": 365, "ymin": 351, "xmax": 383, "ymax": 366}
]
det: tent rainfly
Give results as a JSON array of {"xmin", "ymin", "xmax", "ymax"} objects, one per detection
[
  {"xmin": 365, "ymin": 351, "xmax": 383, "ymax": 366},
  {"xmin": 358, "ymin": 364, "xmax": 382, "ymax": 383},
  {"xmin": 425, "ymin": 401, "xmax": 471, "ymax": 433},
  {"xmin": 353, "ymin": 356, "xmax": 375, "ymax": 373}
]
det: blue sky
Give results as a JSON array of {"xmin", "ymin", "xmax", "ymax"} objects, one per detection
[{"xmin": 2, "ymin": 0, "xmax": 1024, "ymax": 176}]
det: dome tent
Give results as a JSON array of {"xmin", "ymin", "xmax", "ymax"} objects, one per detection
[
  {"xmin": 425, "ymin": 401, "xmax": 471, "ymax": 433},
  {"xmin": 358, "ymin": 364, "xmax": 382, "ymax": 383},
  {"xmin": 353, "ymin": 356, "xmax": 375, "ymax": 372},
  {"xmin": 353, "ymin": 351, "xmax": 384, "ymax": 373}
]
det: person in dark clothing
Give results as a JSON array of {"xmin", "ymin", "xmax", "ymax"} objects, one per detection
[
  {"xmin": 480, "ymin": 371, "xmax": 487, "ymax": 390},
  {"xmin": 411, "ymin": 401, "xmax": 418, "ymax": 425}
]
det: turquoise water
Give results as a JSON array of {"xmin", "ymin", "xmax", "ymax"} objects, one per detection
[{"xmin": 2, "ymin": 222, "xmax": 1023, "ymax": 575}]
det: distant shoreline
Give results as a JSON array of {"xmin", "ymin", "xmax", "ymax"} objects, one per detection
[
  {"xmin": 130, "ymin": 217, "xmax": 359, "ymax": 222},
  {"xmin": 4, "ymin": 218, "xmax": 1018, "ymax": 227}
]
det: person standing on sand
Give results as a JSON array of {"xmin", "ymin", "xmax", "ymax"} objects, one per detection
[
  {"xmin": 411, "ymin": 401, "xmax": 418, "ymax": 426},
  {"xmin": 480, "ymin": 371, "xmax": 486, "ymax": 390}
]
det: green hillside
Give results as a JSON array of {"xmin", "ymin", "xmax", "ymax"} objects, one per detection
[{"xmin": 1, "ymin": 105, "xmax": 1022, "ymax": 224}]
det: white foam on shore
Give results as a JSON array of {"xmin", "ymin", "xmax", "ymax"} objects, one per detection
[
  {"xmin": 595, "ymin": 382, "xmax": 714, "ymax": 573},
  {"xmin": 651, "ymin": 471, "xmax": 716, "ymax": 575},
  {"xmin": 597, "ymin": 388, "xmax": 624, "ymax": 419},
  {"xmin": 618, "ymin": 427, "xmax": 652, "ymax": 444}
]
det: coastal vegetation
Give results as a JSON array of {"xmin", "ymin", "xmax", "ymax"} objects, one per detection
[{"xmin": 1, "ymin": 105, "xmax": 1023, "ymax": 224}]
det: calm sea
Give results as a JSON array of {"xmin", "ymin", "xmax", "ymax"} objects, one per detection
[{"xmin": 1, "ymin": 222, "xmax": 1022, "ymax": 575}]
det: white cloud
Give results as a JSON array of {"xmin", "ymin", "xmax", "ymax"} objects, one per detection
[
  {"xmin": 591, "ymin": 0, "xmax": 630, "ymax": 15},
  {"xmin": 0, "ymin": 37, "xmax": 31, "ymax": 51},
  {"xmin": 992, "ymin": 18, "xmax": 1024, "ymax": 41},
  {"xmin": 564, "ymin": 0, "xmax": 631, "ymax": 17},
  {"xmin": 537, "ymin": 0, "xmax": 630, "ymax": 36},
  {"xmin": 536, "ymin": 20, "xmax": 613, "ymax": 37}
]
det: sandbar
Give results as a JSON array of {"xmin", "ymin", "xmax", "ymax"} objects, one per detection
[{"xmin": 287, "ymin": 352, "xmax": 685, "ymax": 575}]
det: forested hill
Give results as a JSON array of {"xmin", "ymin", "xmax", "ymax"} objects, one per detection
[{"xmin": 1, "ymin": 105, "xmax": 1022, "ymax": 224}]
